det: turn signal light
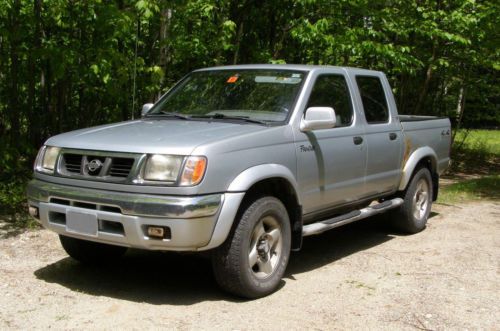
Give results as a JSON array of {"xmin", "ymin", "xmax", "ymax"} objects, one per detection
[{"xmin": 180, "ymin": 156, "xmax": 207, "ymax": 186}]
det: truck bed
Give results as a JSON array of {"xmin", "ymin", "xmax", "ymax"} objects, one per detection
[{"xmin": 400, "ymin": 115, "xmax": 451, "ymax": 175}]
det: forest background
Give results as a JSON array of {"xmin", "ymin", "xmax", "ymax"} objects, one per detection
[{"xmin": 0, "ymin": 0, "xmax": 498, "ymax": 222}]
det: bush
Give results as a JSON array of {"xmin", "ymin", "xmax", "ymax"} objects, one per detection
[{"xmin": 0, "ymin": 145, "xmax": 36, "ymax": 228}]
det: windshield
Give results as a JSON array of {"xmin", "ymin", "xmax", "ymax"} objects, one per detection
[{"xmin": 148, "ymin": 69, "xmax": 306, "ymax": 123}]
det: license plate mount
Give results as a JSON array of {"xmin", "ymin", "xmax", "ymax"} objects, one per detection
[{"xmin": 66, "ymin": 210, "xmax": 98, "ymax": 237}]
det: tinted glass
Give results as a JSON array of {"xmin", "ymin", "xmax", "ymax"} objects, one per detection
[
  {"xmin": 149, "ymin": 70, "xmax": 306, "ymax": 123},
  {"xmin": 356, "ymin": 76, "xmax": 389, "ymax": 123},
  {"xmin": 306, "ymin": 75, "xmax": 353, "ymax": 127}
]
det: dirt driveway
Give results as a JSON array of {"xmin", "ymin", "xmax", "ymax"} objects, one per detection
[{"xmin": 1, "ymin": 201, "xmax": 498, "ymax": 330}]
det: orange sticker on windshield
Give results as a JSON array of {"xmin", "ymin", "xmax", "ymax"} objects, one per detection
[{"xmin": 227, "ymin": 76, "xmax": 239, "ymax": 83}]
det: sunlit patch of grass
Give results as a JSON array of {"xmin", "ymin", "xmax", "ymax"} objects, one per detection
[
  {"xmin": 438, "ymin": 175, "xmax": 500, "ymax": 204},
  {"xmin": 449, "ymin": 129, "xmax": 500, "ymax": 175},
  {"xmin": 454, "ymin": 129, "xmax": 500, "ymax": 155}
]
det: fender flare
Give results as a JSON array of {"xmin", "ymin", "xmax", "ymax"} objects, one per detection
[
  {"xmin": 227, "ymin": 163, "xmax": 301, "ymax": 204},
  {"xmin": 199, "ymin": 164, "xmax": 300, "ymax": 251},
  {"xmin": 398, "ymin": 146, "xmax": 438, "ymax": 191}
]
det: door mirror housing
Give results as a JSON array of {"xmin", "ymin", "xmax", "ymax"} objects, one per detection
[
  {"xmin": 300, "ymin": 107, "xmax": 337, "ymax": 131},
  {"xmin": 141, "ymin": 103, "xmax": 154, "ymax": 117}
]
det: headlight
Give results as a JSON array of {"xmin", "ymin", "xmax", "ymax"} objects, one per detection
[
  {"xmin": 180, "ymin": 156, "xmax": 207, "ymax": 186},
  {"xmin": 141, "ymin": 154, "xmax": 207, "ymax": 185},
  {"xmin": 34, "ymin": 146, "xmax": 60, "ymax": 174},
  {"xmin": 143, "ymin": 154, "xmax": 183, "ymax": 181}
]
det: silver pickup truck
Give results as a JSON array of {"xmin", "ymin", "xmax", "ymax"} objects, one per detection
[{"xmin": 27, "ymin": 64, "xmax": 451, "ymax": 298}]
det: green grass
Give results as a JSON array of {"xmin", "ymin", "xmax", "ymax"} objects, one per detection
[
  {"xmin": 440, "ymin": 129, "xmax": 499, "ymax": 204},
  {"xmin": 453, "ymin": 129, "xmax": 500, "ymax": 155},
  {"xmin": 438, "ymin": 175, "xmax": 500, "ymax": 204},
  {"xmin": 449, "ymin": 129, "xmax": 499, "ymax": 175}
]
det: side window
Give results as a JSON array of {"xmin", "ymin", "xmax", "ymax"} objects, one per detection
[
  {"xmin": 355, "ymin": 76, "xmax": 389, "ymax": 124},
  {"xmin": 306, "ymin": 74, "xmax": 353, "ymax": 127}
]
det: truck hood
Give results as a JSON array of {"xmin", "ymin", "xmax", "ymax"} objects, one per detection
[{"xmin": 45, "ymin": 119, "xmax": 268, "ymax": 155}]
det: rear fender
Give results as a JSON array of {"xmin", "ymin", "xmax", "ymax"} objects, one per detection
[{"xmin": 398, "ymin": 147, "xmax": 438, "ymax": 191}]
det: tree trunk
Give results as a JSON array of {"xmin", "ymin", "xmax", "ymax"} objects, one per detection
[
  {"xmin": 8, "ymin": 0, "xmax": 22, "ymax": 149},
  {"xmin": 158, "ymin": 7, "xmax": 172, "ymax": 99},
  {"xmin": 451, "ymin": 84, "xmax": 466, "ymax": 145},
  {"xmin": 272, "ymin": 24, "xmax": 292, "ymax": 60},
  {"xmin": 27, "ymin": 0, "xmax": 41, "ymax": 147},
  {"xmin": 233, "ymin": 20, "xmax": 244, "ymax": 64},
  {"xmin": 414, "ymin": 43, "xmax": 437, "ymax": 114}
]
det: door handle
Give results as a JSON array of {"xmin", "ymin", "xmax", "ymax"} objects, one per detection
[
  {"xmin": 389, "ymin": 133, "xmax": 397, "ymax": 140},
  {"xmin": 353, "ymin": 136, "xmax": 363, "ymax": 145}
]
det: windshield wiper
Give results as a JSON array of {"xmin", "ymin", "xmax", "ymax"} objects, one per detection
[
  {"xmin": 146, "ymin": 111, "xmax": 191, "ymax": 120},
  {"xmin": 191, "ymin": 113, "xmax": 267, "ymax": 125}
]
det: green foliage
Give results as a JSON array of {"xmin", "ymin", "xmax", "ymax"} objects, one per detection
[
  {"xmin": 0, "ymin": 0, "xmax": 498, "ymax": 225},
  {"xmin": 0, "ymin": 143, "xmax": 33, "ymax": 226}
]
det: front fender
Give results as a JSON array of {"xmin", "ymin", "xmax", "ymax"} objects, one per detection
[
  {"xmin": 398, "ymin": 146, "xmax": 438, "ymax": 190},
  {"xmin": 199, "ymin": 164, "xmax": 299, "ymax": 251},
  {"xmin": 227, "ymin": 164, "xmax": 300, "ymax": 202}
]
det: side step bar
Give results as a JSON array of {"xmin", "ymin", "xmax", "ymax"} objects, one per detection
[{"xmin": 302, "ymin": 198, "xmax": 404, "ymax": 237}]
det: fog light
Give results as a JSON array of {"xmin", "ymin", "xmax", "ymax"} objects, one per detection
[
  {"xmin": 29, "ymin": 206, "xmax": 39, "ymax": 219},
  {"xmin": 147, "ymin": 226, "xmax": 165, "ymax": 239}
]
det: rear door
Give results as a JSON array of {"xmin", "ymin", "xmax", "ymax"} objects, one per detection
[
  {"xmin": 351, "ymin": 72, "xmax": 403, "ymax": 196},
  {"xmin": 293, "ymin": 70, "xmax": 367, "ymax": 215}
]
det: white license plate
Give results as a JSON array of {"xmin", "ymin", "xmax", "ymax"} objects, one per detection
[{"xmin": 66, "ymin": 210, "xmax": 98, "ymax": 237}]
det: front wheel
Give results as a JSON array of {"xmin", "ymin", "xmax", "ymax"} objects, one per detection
[
  {"xmin": 212, "ymin": 197, "xmax": 291, "ymax": 299},
  {"xmin": 391, "ymin": 167, "xmax": 433, "ymax": 233}
]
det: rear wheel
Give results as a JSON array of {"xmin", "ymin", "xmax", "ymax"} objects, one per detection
[
  {"xmin": 212, "ymin": 197, "xmax": 291, "ymax": 299},
  {"xmin": 59, "ymin": 235, "xmax": 127, "ymax": 264},
  {"xmin": 391, "ymin": 167, "xmax": 433, "ymax": 233}
]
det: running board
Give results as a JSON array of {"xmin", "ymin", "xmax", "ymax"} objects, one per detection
[{"xmin": 302, "ymin": 198, "xmax": 404, "ymax": 237}]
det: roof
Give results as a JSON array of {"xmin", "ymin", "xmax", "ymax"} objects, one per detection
[
  {"xmin": 195, "ymin": 63, "xmax": 357, "ymax": 71},
  {"xmin": 193, "ymin": 64, "xmax": 382, "ymax": 75}
]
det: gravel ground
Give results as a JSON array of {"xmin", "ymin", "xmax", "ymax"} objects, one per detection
[{"xmin": 0, "ymin": 201, "xmax": 498, "ymax": 330}]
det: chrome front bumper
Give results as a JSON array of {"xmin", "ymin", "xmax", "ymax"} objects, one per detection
[{"xmin": 27, "ymin": 179, "xmax": 244, "ymax": 251}]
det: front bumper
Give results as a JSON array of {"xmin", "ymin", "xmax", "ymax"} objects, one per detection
[{"xmin": 27, "ymin": 179, "xmax": 243, "ymax": 251}]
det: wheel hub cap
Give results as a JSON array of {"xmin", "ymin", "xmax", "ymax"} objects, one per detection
[
  {"xmin": 248, "ymin": 216, "xmax": 282, "ymax": 279},
  {"xmin": 257, "ymin": 237, "xmax": 270, "ymax": 260},
  {"xmin": 412, "ymin": 178, "xmax": 430, "ymax": 220}
]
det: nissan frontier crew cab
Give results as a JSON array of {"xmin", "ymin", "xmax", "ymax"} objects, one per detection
[{"xmin": 27, "ymin": 65, "xmax": 451, "ymax": 298}]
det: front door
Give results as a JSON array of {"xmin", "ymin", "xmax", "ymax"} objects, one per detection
[{"xmin": 294, "ymin": 72, "xmax": 367, "ymax": 216}]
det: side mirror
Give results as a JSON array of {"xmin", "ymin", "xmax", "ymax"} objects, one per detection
[
  {"xmin": 300, "ymin": 107, "xmax": 336, "ymax": 131},
  {"xmin": 141, "ymin": 103, "xmax": 154, "ymax": 117}
]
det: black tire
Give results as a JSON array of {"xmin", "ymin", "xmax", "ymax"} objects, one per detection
[
  {"xmin": 391, "ymin": 167, "xmax": 433, "ymax": 233},
  {"xmin": 59, "ymin": 235, "xmax": 127, "ymax": 265},
  {"xmin": 212, "ymin": 197, "xmax": 291, "ymax": 299}
]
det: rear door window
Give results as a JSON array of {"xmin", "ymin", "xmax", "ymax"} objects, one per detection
[
  {"xmin": 356, "ymin": 76, "xmax": 389, "ymax": 124},
  {"xmin": 306, "ymin": 74, "xmax": 353, "ymax": 127}
]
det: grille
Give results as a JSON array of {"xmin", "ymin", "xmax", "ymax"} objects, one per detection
[
  {"xmin": 109, "ymin": 158, "xmax": 135, "ymax": 178},
  {"xmin": 50, "ymin": 198, "xmax": 122, "ymax": 214},
  {"xmin": 86, "ymin": 156, "xmax": 105, "ymax": 176},
  {"xmin": 60, "ymin": 153, "xmax": 135, "ymax": 179},
  {"xmin": 63, "ymin": 154, "xmax": 83, "ymax": 173}
]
